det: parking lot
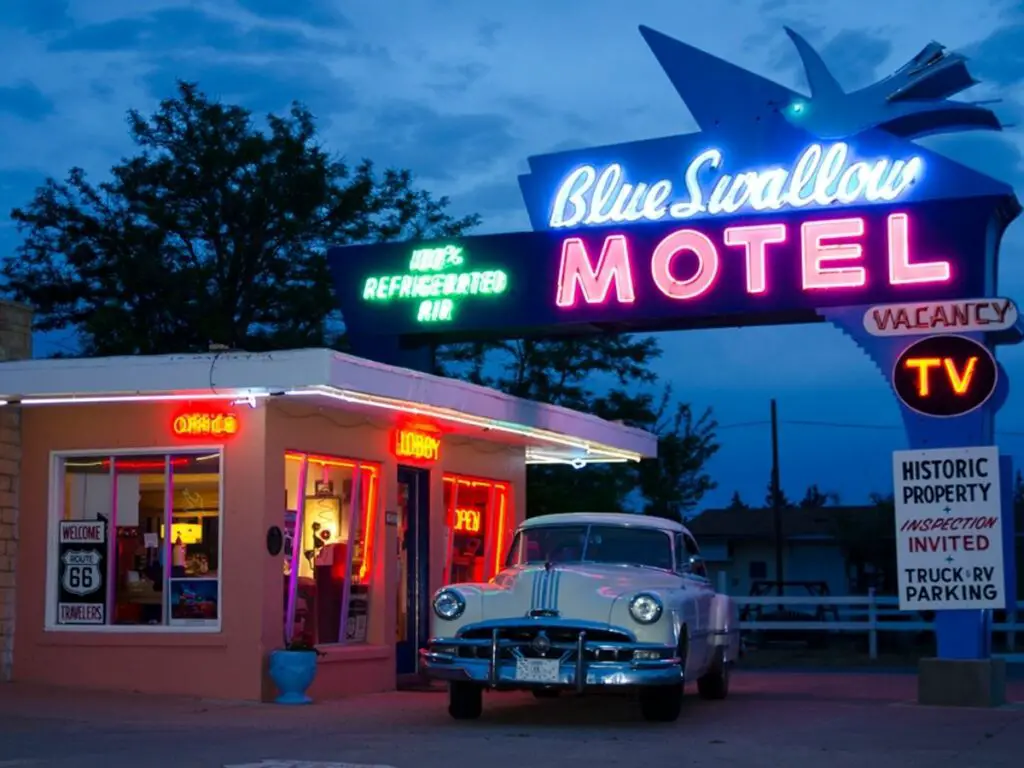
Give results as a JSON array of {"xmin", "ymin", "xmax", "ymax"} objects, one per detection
[{"xmin": 1, "ymin": 670, "xmax": 1023, "ymax": 767}]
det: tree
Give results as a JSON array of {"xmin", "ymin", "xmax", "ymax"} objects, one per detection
[
  {"xmin": 438, "ymin": 340, "xmax": 720, "ymax": 518},
  {"xmin": 2, "ymin": 81, "xmax": 476, "ymax": 354},
  {"xmin": 635, "ymin": 387, "xmax": 720, "ymax": 521},
  {"xmin": 799, "ymin": 484, "xmax": 840, "ymax": 508},
  {"xmin": 764, "ymin": 479, "xmax": 791, "ymax": 510},
  {"xmin": 726, "ymin": 491, "xmax": 749, "ymax": 510},
  {"xmin": 829, "ymin": 492, "xmax": 897, "ymax": 593}
]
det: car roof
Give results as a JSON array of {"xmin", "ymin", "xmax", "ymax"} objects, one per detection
[{"xmin": 518, "ymin": 512, "xmax": 690, "ymax": 535}]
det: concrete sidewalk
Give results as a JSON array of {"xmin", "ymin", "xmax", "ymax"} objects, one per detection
[{"xmin": 0, "ymin": 671, "xmax": 1022, "ymax": 767}]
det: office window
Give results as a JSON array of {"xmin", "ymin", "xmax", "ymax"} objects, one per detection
[
  {"xmin": 283, "ymin": 452, "xmax": 378, "ymax": 646},
  {"xmin": 50, "ymin": 451, "xmax": 222, "ymax": 630}
]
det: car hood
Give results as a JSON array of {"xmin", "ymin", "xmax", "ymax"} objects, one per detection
[{"xmin": 479, "ymin": 563, "xmax": 680, "ymax": 623}]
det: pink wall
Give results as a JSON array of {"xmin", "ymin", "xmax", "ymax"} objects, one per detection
[
  {"xmin": 14, "ymin": 402, "xmax": 268, "ymax": 699},
  {"xmin": 14, "ymin": 398, "xmax": 527, "ymax": 701},
  {"xmin": 262, "ymin": 401, "xmax": 526, "ymax": 700}
]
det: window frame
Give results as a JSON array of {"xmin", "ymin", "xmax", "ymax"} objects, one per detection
[
  {"xmin": 45, "ymin": 446, "xmax": 226, "ymax": 634},
  {"xmin": 283, "ymin": 451, "xmax": 380, "ymax": 647}
]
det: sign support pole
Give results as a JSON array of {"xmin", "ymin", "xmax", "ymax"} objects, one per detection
[{"xmin": 823, "ymin": 305, "xmax": 1013, "ymax": 705}]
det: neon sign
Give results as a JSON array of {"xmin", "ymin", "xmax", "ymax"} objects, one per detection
[
  {"xmin": 172, "ymin": 412, "xmax": 239, "ymax": 438},
  {"xmin": 549, "ymin": 143, "xmax": 923, "ymax": 229},
  {"xmin": 394, "ymin": 428, "xmax": 441, "ymax": 462},
  {"xmin": 892, "ymin": 335, "xmax": 998, "ymax": 418},
  {"xmin": 556, "ymin": 212, "xmax": 950, "ymax": 308},
  {"xmin": 453, "ymin": 508, "xmax": 481, "ymax": 533},
  {"xmin": 361, "ymin": 245, "xmax": 508, "ymax": 324}
]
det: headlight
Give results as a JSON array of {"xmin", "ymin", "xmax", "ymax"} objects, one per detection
[
  {"xmin": 433, "ymin": 589, "xmax": 466, "ymax": 620},
  {"xmin": 629, "ymin": 593, "xmax": 663, "ymax": 624}
]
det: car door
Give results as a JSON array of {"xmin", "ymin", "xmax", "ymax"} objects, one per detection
[{"xmin": 677, "ymin": 532, "xmax": 715, "ymax": 674}]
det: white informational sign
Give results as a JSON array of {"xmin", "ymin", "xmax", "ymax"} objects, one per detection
[
  {"xmin": 864, "ymin": 298, "xmax": 1017, "ymax": 337},
  {"xmin": 892, "ymin": 446, "xmax": 1005, "ymax": 610}
]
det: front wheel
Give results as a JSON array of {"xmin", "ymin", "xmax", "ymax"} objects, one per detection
[
  {"xmin": 696, "ymin": 648, "xmax": 730, "ymax": 700},
  {"xmin": 639, "ymin": 682, "xmax": 683, "ymax": 722},
  {"xmin": 448, "ymin": 681, "xmax": 483, "ymax": 720}
]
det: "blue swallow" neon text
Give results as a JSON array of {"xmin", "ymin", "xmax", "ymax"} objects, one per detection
[{"xmin": 548, "ymin": 142, "xmax": 923, "ymax": 228}]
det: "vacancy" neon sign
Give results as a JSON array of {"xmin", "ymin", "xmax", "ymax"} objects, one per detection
[
  {"xmin": 361, "ymin": 245, "xmax": 508, "ymax": 324},
  {"xmin": 555, "ymin": 212, "xmax": 950, "ymax": 307},
  {"xmin": 549, "ymin": 142, "xmax": 923, "ymax": 229}
]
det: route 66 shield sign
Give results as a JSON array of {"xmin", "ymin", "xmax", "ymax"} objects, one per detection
[
  {"xmin": 57, "ymin": 520, "xmax": 107, "ymax": 624},
  {"xmin": 61, "ymin": 549, "xmax": 102, "ymax": 596}
]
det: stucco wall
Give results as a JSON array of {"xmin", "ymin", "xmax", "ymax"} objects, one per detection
[
  {"xmin": 0, "ymin": 301, "xmax": 32, "ymax": 681},
  {"xmin": 262, "ymin": 399, "xmax": 526, "ymax": 699},
  {"xmin": 13, "ymin": 401, "xmax": 269, "ymax": 698}
]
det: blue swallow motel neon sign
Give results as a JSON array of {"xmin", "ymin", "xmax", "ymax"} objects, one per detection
[{"xmin": 548, "ymin": 141, "xmax": 924, "ymax": 228}]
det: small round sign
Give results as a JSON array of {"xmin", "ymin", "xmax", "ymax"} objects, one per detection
[
  {"xmin": 891, "ymin": 334, "xmax": 997, "ymax": 418},
  {"xmin": 266, "ymin": 525, "xmax": 284, "ymax": 557}
]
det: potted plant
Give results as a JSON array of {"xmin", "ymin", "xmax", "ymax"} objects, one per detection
[{"xmin": 269, "ymin": 631, "xmax": 323, "ymax": 705}]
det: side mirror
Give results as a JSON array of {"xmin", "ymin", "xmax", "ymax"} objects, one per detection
[{"xmin": 683, "ymin": 554, "xmax": 707, "ymax": 577}]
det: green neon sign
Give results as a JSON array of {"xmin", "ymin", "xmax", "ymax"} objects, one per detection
[{"xmin": 360, "ymin": 245, "xmax": 508, "ymax": 324}]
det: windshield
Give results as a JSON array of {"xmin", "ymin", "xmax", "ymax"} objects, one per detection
[{"xmin": 513, "ymin": 524, "xmax": 673, "ymax": 571}]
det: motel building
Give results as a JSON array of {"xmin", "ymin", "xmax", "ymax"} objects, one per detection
[{"xmin": 0, "ymin": 303, "xmax": 655, "ymax": 700}]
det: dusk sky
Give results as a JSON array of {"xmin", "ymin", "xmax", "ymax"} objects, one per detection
[{"xmin": 1, "ymin": 0, "xmax": 1023, "ymax": 510}]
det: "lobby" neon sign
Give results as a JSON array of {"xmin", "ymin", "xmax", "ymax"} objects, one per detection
[
  {"xmin": 549, "ymin": 142, "xmax": 923, "ymax": 228},
  {"xmin": 361, "ymin": 245, "xmax": 508, "ymax": 324},
  {"xmin": 555, "ymin": 212, "xmax": 950, "ymax": 307}
]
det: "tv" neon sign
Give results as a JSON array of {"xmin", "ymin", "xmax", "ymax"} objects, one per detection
[
  {"xmin": 549, "ymin": 142, "xmax": 923, "ymax": 228},
  {"xmin": 891, "ymin": 335, "xmax": 997, "ymax": 418},
  {"xmin": 555, "ymin": 212, "xmax": 950, "ymax": 308}
]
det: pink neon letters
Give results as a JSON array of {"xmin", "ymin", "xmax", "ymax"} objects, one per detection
[
  {"xmin": 650, "ymin": 230, "xmax": 719, "ymax": 300},
  {"xmin": 722, "ymin": 224, "xmax": 787, "ymax": 294},
  {"xmin": 556, "ymin": 235, "xmax": 635, "ymax": 306},
  {"xmin": 555, "ymin": 213, "xmax": 951, "ymax": 308}
]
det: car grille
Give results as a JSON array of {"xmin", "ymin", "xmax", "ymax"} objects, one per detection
[{"xmin": 457, "ymin": 625, "xmax": 636, "ymax": 662}]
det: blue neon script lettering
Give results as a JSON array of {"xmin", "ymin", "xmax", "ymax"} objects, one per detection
[{"xmin": 548, "ymin": 143, "xmax": 923, "ymax": 228}]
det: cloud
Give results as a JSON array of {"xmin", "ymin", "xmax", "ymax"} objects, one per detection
[
  {"xmin": 477, "ymin": 20, "xmax": 503, "ymax": 49},
  {"xmin": 0, "ymin": 81, "xmax": 55, "ymax": 121},
  {"xmin": 0, "ymin": 0, "xmax": 72, "ymax": 34},
  {"xmin": 961, "ymin": 23, "xmax": 1024, "ymax": 87},
  {"xmin": 426, "ymin": 61, "xmax": 490, "ymax": 96},
  {"xmin": 349, "ymin": 101, "xmax": 519, "ymax": 182},
  {"xmin": 752, "ymin": 24, "xmax": 893, "ymax": 93},
  {"xmin": 235, "ymin": 0, "xmax": 351, "ymax": 28},
  {"xmin": 47, "ymin": 7, "xmax": 310, "ymax": 54},
  {"xmin": 817, "ymin": 29, "xmax": 893, "ymax": 90},
  {"xmin": 142, "ymin": 57, "xmax": 357, "ymax": 120}
]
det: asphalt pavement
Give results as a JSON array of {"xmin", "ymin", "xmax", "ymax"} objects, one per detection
[{"xmin": 1, "ymin": 670, "xmax": 1022, "ymax": 767}]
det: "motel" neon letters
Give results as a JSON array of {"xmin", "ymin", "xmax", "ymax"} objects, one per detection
[{"xmin": 554, "ymin": 213, "xmax": 950, "ymax": 308}]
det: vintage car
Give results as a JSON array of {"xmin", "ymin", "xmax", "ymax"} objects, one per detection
[{"xmin": 419, "ymin": 512, "xmax": 740, "ymax": 721}]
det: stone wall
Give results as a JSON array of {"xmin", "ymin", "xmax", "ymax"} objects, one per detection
[{"xmin": 0, "ymin": 301, "xmax": 32, "ymax": 681}]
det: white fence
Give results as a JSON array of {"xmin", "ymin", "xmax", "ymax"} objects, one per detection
[{"xmin": 732, "ymin": 590, "xmax": 1023, "ymax": 661}]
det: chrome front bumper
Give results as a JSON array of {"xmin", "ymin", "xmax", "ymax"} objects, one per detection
[{"xmin": 419, "ymin": 627, "xmax": 682, "ymax": 690}]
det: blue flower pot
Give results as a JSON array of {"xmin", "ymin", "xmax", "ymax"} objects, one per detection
[{"xmin": 269, "ymin": 649, "xmax": 318, "ymax": 705}]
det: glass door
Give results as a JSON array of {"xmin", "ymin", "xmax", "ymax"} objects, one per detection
[{"xmin": 395, "ymin": 466, "xmax": 430, "ymax": 675}]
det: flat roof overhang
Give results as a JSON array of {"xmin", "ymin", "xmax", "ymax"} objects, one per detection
[{"xmin": 0, "ymin": 348, "xmax": 658, "ymax": 467}]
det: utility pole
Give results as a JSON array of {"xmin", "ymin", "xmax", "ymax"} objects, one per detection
[{"xmin": 770, "ymin": 399, "xmax": 784, "ymax": 597}]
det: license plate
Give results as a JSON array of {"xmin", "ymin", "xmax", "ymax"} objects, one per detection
[{"xmin": 515, "ymin": 658, "xmax": 560, "ymax": 683}]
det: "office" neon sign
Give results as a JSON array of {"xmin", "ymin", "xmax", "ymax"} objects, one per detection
[{"xmin": 549, "ymin": 142, "xmax": 923, "ymax": 229}]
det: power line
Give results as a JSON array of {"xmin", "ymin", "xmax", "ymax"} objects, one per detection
[{"xmin": 718, "ymin": 418, "xmax": 1024, "ymax": 437}]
